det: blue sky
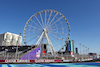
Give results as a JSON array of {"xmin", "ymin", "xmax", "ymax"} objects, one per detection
[{"xmin": 0, "ymin": 0, "xmax": 100, "ymax": 54}]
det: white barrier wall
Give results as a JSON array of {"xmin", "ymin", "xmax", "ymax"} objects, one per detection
[{"xmin": 0, "ymin": 32, "xmax": 22, "ymax": 46}]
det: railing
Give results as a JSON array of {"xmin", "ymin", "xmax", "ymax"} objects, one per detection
[{"xmin": 0, "ymin": 51, "xmax": 94, "ymax": 62}]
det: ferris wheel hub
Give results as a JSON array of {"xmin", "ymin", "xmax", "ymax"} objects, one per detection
[{"xmin": 43, "ymin": 28, "xmax": 48, "ymax": 33}]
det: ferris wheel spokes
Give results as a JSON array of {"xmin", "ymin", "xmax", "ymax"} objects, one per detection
[
  {"xmin": 26, "ymin": 34, "xmax": 40, "ymax": 43},
  {"xmin": 31, "ymin": 20, "xmax": 42, "ymax": 28},
  {"xmin": 45, "ymin": 10, "xmax": 47, "ymax": 26},
  {"xmin": 39, "ymin": 12, "xmax": 45, "ymax": 27},
  {"xmin": 23, "ymin": 9, "xmax": 70, "ymax": 56},
  {"xmin": 51, "ymin": 21, "xmax": 66, "ymax": 29},
  {"xmin": 50, "ymin": 32, "xmax": 68, "ymax": 36},
  {"xmin": 51, "ymin": 27, "xmax": 68, "ymax": 31},
  {"xmin": 27, "ymin": 25, "xmax": 41, "ymax": 30},
  {"xmin": 46, "ymin": 10, "xmax": 52, "ymax": 25},
  {"xmin": 48, "ymin": 34, "xmax": 59, "ymax": 46},
  {"xmin": 34, "ymin": 15, "xmax": 43, "ymax": 28},
  {"xmin": 48, "ymin": 12, "xmax": 58, "ymax": 26},
  {"xmin": 50, "ymin": 16, "xmax": 64, "ymax": 27},
  {"xmin": 49, "ymin": 33, "xmax": 65, "ymax": 41},
  {"xmin": 25, "ymin": 32, "xmax": 41, "ymax": 37}
]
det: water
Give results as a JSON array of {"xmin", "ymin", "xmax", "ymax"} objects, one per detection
[{"xmin": 0, "ymin": 62, "xmax": 100, "ymax": 67}]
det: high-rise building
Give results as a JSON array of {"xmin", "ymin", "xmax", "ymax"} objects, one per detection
[
  {"xmin": 0, "ymin": 32, "xmax": 22, "ymax": 46},
  {"xmin": 75, "ymin": 48, "xmax": 78, "ymax": 54},
  {"xmin": 65, "ymin": 40, "xmax": 74, "ymax": 55}
]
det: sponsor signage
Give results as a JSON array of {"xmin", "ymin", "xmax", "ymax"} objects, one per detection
[
  {"xmin": 36, "ymin": 50, "xmax": 40, "ymax": 58},
  {"xmin": 63, "ymin": 60, "xmax": 70, "ymax": 62},
  {"xmin": 0, "ymin": 59, "xmax": 62, "ymax": 63},
  {"xmin": 35, "ymin": 59, "xmax": 62, "ymax": 63},
  {"xmin": 5, "ymin": 60, "xmax": 30, "ymax": 63},
  {"xmin": 0, "ymin": 60, "xmax": 5, "ymax": 62},
  {"xmin": 21, "ymin": 46, "xmax": 41, "ymax": 60},
  {"xmin": 5, "ymin": 60, "xmax": 16, "ymax": 63}
]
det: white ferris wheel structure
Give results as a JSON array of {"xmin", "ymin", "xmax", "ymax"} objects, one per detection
[{"xmin": 23, "ymin": 9, "xmax": 70, "ymax": 56}]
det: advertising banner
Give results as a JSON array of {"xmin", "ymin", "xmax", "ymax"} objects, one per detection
[
  {"xmin": 0, "ymin": 59, "xmax": 62, "ymax": 63},
  {"xmin": 20, "ymin": 46, "xmax": 41, "ymax": 60}
]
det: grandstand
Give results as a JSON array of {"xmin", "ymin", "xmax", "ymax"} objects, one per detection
[{"xmin": 0, "ymin": 45, "xmax": 39, "ymax": 60}]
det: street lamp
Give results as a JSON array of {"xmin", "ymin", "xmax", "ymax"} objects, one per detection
[
  {"xmin": 88, "ymin": 48, "xmax": 89, "ymax": 54},
  {"xmin": 83, "ymin": 45, "xmax": 84, "ymax": 58},
  {"xmin": 86, "ymin": 47, "xmax": 87, "ymax": 54},
  {"xmin": 79, "ymin": 43, "xmax": 81, "ymax": 61},
  {"xmin": 79, "ymin": 43, "xmax": 81, "ymax": 55},
  {"xmin": 16, "ymin": 33, "xmax": 21, "ymax": 59},
  {"xmin": 88, "ymin": 48, "xmax": 89, "ymax": 59},
  {"xmin": 84, "ymin": 46, "xmax": 86, "ymax": 55},
  {"xmin": 85, "ymin": 46, "xmax": 87, "ymax": 60}
]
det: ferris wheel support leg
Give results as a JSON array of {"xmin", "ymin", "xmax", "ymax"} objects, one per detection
[
  {"xmin": 45, "ymin": 32, "xmax": 55, "ymax": 56},
  {"xmin": 36, "ymin": 32, "xmax": 44, "ymax": 45}
]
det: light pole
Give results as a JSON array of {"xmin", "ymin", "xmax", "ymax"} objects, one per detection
[
  {"xmin": 80, "ymin": 43, "xmax": 81, "ymax": 55},
  {"xmin": 86, "ymin": 46, "xmax": 87, "ymax": 55},
  {"xmin": 88, "ymin": 48, "xmax": 89, "ymax": 59},
  {"xmin": 79, "ymin": 43, "xmax": 81, "ymax": 61},
  {"xmin": 16, "ymin": 33, "xmax": 21, "ymax": 59},
  {"xmin": 85, "ymin": 46, "xmax": 87, "ymax": 60},
  {"xmin": 88, "ymin": 48, "xmax": 89, "ymax": 54},
  {"xmin": 83, "ymin": 45, "xmax": 84, "ymax": 58},
  {"xmin": 15, "ymin": 43, "xmax": 18, "ymax": 59}
]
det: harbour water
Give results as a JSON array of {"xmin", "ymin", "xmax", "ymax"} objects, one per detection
[{"xmin": 1, "ymin": 62, "xmax": 100, "ymax": 67}]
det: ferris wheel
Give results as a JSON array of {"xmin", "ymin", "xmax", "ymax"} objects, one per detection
[{"xmin": 23, "ymin": 9, "xmax": 70, "ymax": 55}]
